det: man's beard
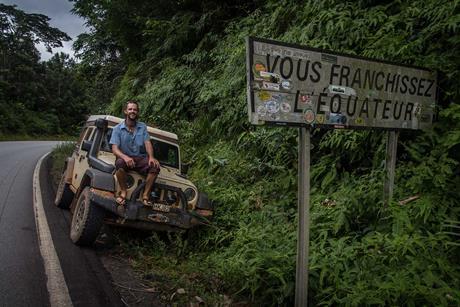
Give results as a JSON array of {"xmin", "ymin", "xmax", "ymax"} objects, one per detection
[{"xmin": 125, "ymin": 113, "xmax": 138, "ymax": 124}]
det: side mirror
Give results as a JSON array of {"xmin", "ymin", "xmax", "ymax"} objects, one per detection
[
  {"xmin": 181, "ymin": 163, "xmax": 189, "ymax": 175},
  {"xmin": 81, "ymin": 140, "xmax": 92, "ymax": 152}
]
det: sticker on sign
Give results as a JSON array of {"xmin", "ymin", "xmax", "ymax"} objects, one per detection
[{"xmin": 246, "ymin": 37, "xmax": 437, "ymax": 130}]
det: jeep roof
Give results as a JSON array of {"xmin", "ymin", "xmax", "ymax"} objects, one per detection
[{"xmin": 86, "ymin": 115, "xmax": 178, "ymax": 144}]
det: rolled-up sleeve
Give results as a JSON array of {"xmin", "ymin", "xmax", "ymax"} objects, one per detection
[
  {"xmin": 142, "ymin": 125, "xmax": 149, "ymax": 142},
  {"xmin": 109, "ymin": 127, "xmax": 121, "ymax": 146}
]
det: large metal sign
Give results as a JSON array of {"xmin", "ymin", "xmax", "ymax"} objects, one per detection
[{"xmin": 246, "ymin": 37, "xmax": 437, "ymax": 130}]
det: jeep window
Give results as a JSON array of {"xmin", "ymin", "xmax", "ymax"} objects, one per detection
[
  {"xmin": 101, "ymin": 128, "xmax": 179, "ymax": 169},
  {"xmin": 100, "ymin": 128, "xmax": 112, "ymax": 152},
  {"xmin": 77, "ymin": 127, "xmax": 87, "ymax": 144},
  {"xmin": 89, "ymin": 128, "xmax": 97, "ymax": 142},
  {"xmin": 79, "ymin": 127, "xmax": 94, "ymax": 150},
  {"xmin": 84, "ymin": 128, "xmax": 94, "ymax": 141},
  {"xmin": 151, "ymin": 139, "xmax": 179, "ymax": 169}
]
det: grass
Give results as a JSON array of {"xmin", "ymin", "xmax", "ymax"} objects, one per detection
[{"xmin": 49, "ymin": 142, "xmax": 76, "ymax": 188}]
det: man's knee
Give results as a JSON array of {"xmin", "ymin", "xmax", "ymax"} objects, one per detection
[
  {"xmin": 148, "ymin": 165, "xmax": 160, "ymax": 175},
  {"xmin": 115, "ymin": 158, "xmax": 128, "ymax": 170},
  {"xmin": 136, "ymin": 156, "xmax": 160, "ymax": 175}
]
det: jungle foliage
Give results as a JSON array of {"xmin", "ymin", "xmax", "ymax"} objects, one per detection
[
  {"xmin": 0, "ymin": 4, "xmax": 89, "ymax": 136},
  {"xmin": 74, "ymin": 0, "xmax": 460, "ymax": 305}
]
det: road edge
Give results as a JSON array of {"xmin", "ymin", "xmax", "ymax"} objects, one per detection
[{"xmin": 33, "ymin": 152, "xmax": 73, "ymax": 307}]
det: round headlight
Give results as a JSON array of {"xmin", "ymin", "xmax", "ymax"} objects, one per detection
[
  {"xmin": 126, "ymin": 175, "xmax": 135, "ymax": 189},
  {"xmin": 184, "ymin": 188, "xmax": 196, "ymax": 201}
]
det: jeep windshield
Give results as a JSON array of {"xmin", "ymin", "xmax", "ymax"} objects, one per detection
[
  {"xmin": 101, "ymin": 128, "xmax": 180, "ymax": 169},
  {"xmin": 150, "ymin": 139, "xmax": 179, "ymax": 169}
]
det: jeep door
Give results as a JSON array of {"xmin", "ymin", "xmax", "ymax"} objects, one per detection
[{"xmin": 71, "ymin": 126, "xmax": 95, "ymax": 190}]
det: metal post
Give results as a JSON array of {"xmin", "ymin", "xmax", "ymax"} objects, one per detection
[
  {"xmin": 384, "ymin": 131, "xmax": 398, "ymax": 206},
  {"xmin": 295, "ymin": 126, "xmax": 310, "ymax": 306}
]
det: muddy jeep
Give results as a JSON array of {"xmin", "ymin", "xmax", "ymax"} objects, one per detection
[{"xmin": 55, "ymin": 115, "xmax": 213, "ymax": 246}]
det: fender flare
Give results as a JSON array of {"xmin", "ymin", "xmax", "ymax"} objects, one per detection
[{"xmin": 83, "ymin": 169, "xmax": 115, "ymax": 192}]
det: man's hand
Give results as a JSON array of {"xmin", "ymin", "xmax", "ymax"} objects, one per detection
[
  {"xmin": 112, "ymin": 144, "xmax": 135, "ymax": 168},
  {"xmin": 144, "ymin": 141, "xmax": 158, "ymax": 169},
  {"xmin": 123, "ymin": 156, "xmax": 135, "ymax": 168},
  {"xmin": 148, "ymin": 157, "xmax": 160, "ymax": 168}
]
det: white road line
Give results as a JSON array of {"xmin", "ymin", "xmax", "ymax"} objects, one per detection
[{"xmin": 33, "ymin": 152, "xmax": 73, "ymax": 307}]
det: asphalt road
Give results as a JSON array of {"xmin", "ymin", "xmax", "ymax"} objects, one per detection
[
  {"xmin": 0, "ymin": 141, "xmax": 56, "ymax": 306},
  {"xmin": 0, "ymin": 141, "xmax": 122, "ymax": 307}
]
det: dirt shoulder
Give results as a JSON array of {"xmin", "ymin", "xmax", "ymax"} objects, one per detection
[{"xmin": 98, "ymin": 250, "xmax": 161, "ymax": 306}]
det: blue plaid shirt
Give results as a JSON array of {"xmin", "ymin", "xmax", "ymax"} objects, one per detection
[{"xmin": 109, "ymin": 120, "xmax": 149, "ymax": 157}]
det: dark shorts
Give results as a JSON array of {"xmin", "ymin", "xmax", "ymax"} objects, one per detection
[{"xmin": 115, "ymin": 156, "xmax": 160, "ymax": 175}]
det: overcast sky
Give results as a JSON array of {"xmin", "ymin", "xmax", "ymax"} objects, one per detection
[{"xmin": 3, "ymin": 0, "xmax": 88, "ymax": 61}]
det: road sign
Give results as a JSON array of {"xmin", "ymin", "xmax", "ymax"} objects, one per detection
[
  {"xmin": 245, "ymin": 36, "xmax": 439, "ymax": 306},
  {"xmin": 246, "ymin": 37, "xmax": 437, "ymax": 130}
]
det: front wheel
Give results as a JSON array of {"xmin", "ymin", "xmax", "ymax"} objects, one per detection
[
  {"xmin": 70, "ymin": 186, "xmax": 105, "ymax": 246},
  {"xmin": 55, "ymin": 169, "xmax": 74, "ymax": 209}
]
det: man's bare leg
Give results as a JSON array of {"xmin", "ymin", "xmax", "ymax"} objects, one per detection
[
  {"xmin": 142, "ymin": 172, "xmax": 157, "ymax": 203},
  {"xmin": 115, "ymin": 168, "xmax": 128, "ymax": 205}
]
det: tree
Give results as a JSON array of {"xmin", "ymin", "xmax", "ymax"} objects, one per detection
[
  {"xmin": 41, "ymin": 53, "xmax": 89, "ymax": 134},
  {"xmin": 0, "ymin": 4, "xmax": 86, "ymax": 135}
]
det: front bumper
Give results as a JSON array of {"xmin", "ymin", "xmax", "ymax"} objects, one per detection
[{"xmin": 88, "ymin": 188, "xmax": 207, "ymax": 231}]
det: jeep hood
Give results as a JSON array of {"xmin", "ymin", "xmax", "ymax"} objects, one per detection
[{"xmin": 157, "ymin": 165, "xmax": 196, "ymax": 190}]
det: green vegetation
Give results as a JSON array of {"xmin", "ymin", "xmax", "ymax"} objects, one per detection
[
  {"xmin": 42, "ymin": 0, "xmax": 460, "ymax": 305},
  {"xmin": 50, "ymin": 142, "xmax": 76, "ymax": 187},
  {"xmin": 0, "ymin": 4, "xmax": 90, "ymax": 136}
]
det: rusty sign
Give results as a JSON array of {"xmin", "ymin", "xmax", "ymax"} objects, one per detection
[{"xmin": 246, "ymin": 37, "xmax": 437, "ymax": 129}]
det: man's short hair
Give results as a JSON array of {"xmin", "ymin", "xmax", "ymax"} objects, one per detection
[{"xmin": 124, "ymin": 100, "xmax": 139, "ymax": 110}]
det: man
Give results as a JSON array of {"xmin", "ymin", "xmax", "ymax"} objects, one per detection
[{"xmin": 109, "ymin": 100, "xmax": 160, "ymax": 205}]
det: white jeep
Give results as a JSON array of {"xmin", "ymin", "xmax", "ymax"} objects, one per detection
[{"xmin": 55, "ymin": 115, "xmax": 213, "ymax": 246}]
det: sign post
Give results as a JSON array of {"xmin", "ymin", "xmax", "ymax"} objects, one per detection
[
  {"xmin": 295, "ymin": 126, "xmax": 310, "ymax": 306},
  {"xmin": 245, "ymin": 36, "xmax": 437, "ymax": 306},
  {"xmin": 384, "ymin": 131, "xmax": 399, "ymax": 206}
]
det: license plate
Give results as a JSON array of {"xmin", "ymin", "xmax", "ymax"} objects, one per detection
[{"xmin": 151, "ymin": 203, "xmax": 170, "ymax": 212}]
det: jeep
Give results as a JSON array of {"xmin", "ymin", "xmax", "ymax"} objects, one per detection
[{"xmin": 55, "ymin": 115, "xmax": 213, "ymax": 246}]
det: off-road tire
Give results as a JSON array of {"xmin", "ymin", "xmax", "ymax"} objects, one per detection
[
  {"xmin": 70, "ymin": 186, "xmax": 105, "ymax": 246},
  {"xmin": 55, "ymin": 169, "xmax": 74, "ymax": 209}
]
